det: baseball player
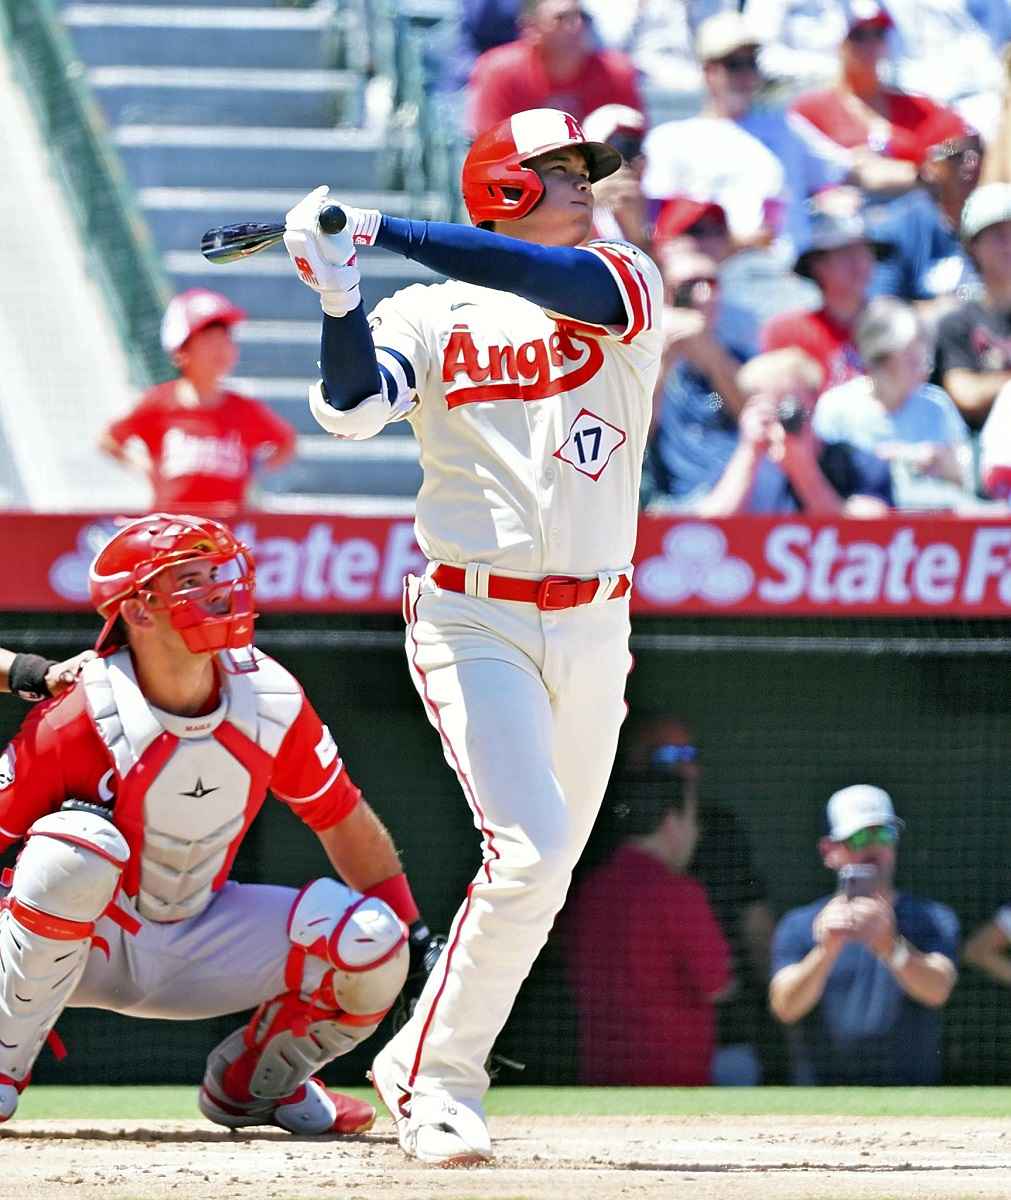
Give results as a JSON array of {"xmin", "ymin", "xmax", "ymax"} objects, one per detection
[
  {"xmin": 0, "ymin": 648, "xmax": 96, "ymax": 701},
  {"xmin": 281, "ymin": 108, "xmax": 663, "ymax": 1164},
  {"xmin": 0, "ymin": 512, "xmax": 427, "ymax": 1134}
]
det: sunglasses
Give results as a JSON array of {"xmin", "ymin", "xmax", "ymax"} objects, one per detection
[
  {"xmin": 608, "ymin": 134, "xmax": 644, "ymax": 162},
  {"xmin": 648, "ymin": 743, "xmax": 698, "ymax": 769},
  {"xmin": 720, "ymin": 53, "xmax": 760, "ymax": 73},
  {"xmin": 847, "ymin": 24, "xmax": 888, "ymax": 43},
  {"xmin": 843, "ymin": 826, "xmax": 898, "ymax": 850}
]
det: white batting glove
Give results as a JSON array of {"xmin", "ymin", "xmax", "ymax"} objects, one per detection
[{"xmin": 283, "ymin": 187, "xmax": 381, "ymax": 318}]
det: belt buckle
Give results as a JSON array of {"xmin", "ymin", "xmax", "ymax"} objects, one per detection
[{"xmin": 536, "ymin": 575, "xmax": 580, "ymax": 611}]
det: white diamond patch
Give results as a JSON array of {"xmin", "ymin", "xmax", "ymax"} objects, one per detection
[{"xmin": 553, "ymin": 408, "xmax": 627, "ymax": 481}]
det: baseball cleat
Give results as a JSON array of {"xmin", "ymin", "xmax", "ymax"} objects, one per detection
[
  {"xmin": 199, "ymin": 1073, "xmax": 375, "ymax": 1136},
  {"xmin": 369, "ymin": 1044, "xmax": 492, "ymax": 1167}
]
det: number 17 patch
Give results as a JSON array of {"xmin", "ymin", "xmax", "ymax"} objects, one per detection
[{"xmin": 553, "ymin": 408, "xmax": 627, "ymax": 481}]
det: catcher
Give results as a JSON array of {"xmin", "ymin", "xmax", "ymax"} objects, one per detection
[{"xmin": 0, "ymin": 512, "xmax": 432, "ymax": 1133}]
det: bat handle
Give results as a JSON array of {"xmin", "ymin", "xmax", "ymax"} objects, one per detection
[{"xmin": 319, "ymin": 204, "xmax": 347, "ymax": 235}]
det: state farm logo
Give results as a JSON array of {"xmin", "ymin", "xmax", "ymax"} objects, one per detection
[
  {"xmin": 637, "ymin": 521, "xmax": 1011, "ymax": 612},
  {"xmin": 637, "ymin": 524, "xmax": 754, "ymax": 605},
  {"xmin": 442, "ymin": 322, "xmax": 604, "ymax": 409},
  {"xmin": 49, "ymin": 519, "xmax": 121, "ymax": 601}
]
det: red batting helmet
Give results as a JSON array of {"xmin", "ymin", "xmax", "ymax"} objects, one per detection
[
  {"xmin": 461, "ymin": 108, "xmax": 622, "ymax": 226},
  {"xmin": 89, "ymin": 513, "xmax": 257, "ymax": 667}
]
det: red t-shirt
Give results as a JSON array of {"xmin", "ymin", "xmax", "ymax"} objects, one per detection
[
  {"xmin": 564, "ymin": 846, "xmax": 731, "ymax": 1086},
  {"xmin": 468, "ymin": 40, "xmax": 643, "ymax": 136},
  {"xmin": 104, "ymin": 381, "xmax": 296, "ymax": 515},
  {"xmin": 0, "ymin": 660, "xmax": 360, "ymax": 865},
  {"xmin": 791, "ymin": 89, "xmax": 947, "ymax": 162},
  {"xmin": 761, "ymin": 307, "xmax": 865, "ymax": 391}
]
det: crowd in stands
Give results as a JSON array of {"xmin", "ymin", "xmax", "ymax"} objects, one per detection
[
  {"xmin": 564, "ymin": 714, "xmax": 1011, "ymax": 1087},
  {"xmin": 438, "ymin": 0, "xmax": 1011, "ymax": 516}
]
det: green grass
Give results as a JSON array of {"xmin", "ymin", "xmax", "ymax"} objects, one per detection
[{"xmin": 16, "ymin": 1085, "xmax": 1011, "ymax": 1121}]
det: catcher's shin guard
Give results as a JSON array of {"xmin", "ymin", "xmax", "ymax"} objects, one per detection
[
  {"xmin": 0, "ymin": 809, "xmax": 129, "ymax": 1121},
  {"xmin": 199, "ymin": 878, "xmax": 408, "ymax": 1134}
]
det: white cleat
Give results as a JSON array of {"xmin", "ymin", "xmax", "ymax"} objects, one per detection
[
  {"xmin": 410, "ymin": 1094, "xmax": 492, "ymax": 1167},
  {"xmin": 369, "ymin": 1043, "xmax": 492, "ymax": 1167}
]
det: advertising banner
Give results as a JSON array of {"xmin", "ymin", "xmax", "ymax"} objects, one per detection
[{"xmin": 3, "ymin": 512, "xmax": 1011, "ymax": 617}]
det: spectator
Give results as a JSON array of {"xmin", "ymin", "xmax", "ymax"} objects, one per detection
[
  {"xmin": 769, "ymin": 785, "xmax": 959, "ymax": 1085},
  {"xmin": 467, "ymin": 0, "xmax": 643, "ymax": 135},
  {"xmin": 99, "ymin": 289, "xmax": 295, "ymax": 517},
  {"xmin": 696, "ymin": 348, "xmax": 894, "ymax": 514},
  {"xmin": 746, "ymin": 0, "xmax": 1009, "ymax": 126},
  {"xmin": 654, "ymin": 200, "xmax": 765, "ymax": 356},
  {"xmin": 761, "ymin": 197, "xmax": 885, "ymax": 389},
  {"xmin": 619, "ymin": 717, "xmax": 778, "ymax": 1086},
  {"xmin": 642, "ymin": 12, "xmax": 852, "ymax": 260},
  {"xmin": 564, "ymin": 720, "xmax": 733, "ymax": 1085},
  {"xmin": 963, "ymin": 904, "xmax": 1011, "ymax": 988},
  {"xmin": 867, "ymin": 111, "xmax": 982, "ymax": 320},
  {"xmin": 582, "ymin": 104, "xmax": 652, "ymax": 252},
  {"xmin": 790, "ymin": 1, "xmax": 963, "ymax": 198},
  {"xmin": 814, "ymin": 297, "xmax": 973, "ymax": 508},
  {"xmin": 934, "ymin": 184, "xmax": 1011, "ymax": 429},
  {"xmin": 644, "ymin": 248, "xmax": 751, "ymax": 506}
]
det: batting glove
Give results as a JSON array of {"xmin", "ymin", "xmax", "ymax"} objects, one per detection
[{"xmin": 283, "ymin": 186, "xmax": 381, "ymax": 318}]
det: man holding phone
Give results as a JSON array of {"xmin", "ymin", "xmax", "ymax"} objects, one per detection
[{"xmin": 769, "ymin": 785, "xmax": 958, "ymax": 1084}]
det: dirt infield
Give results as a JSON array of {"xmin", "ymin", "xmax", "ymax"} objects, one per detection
[{"xmin": 5, "ymin": 1114, "xmax": 1010, "ymax": 1200}]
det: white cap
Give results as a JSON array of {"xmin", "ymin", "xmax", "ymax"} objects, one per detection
[
  {"xmin": 160, "ymin": 288, "xmax": 245, "ymax": 354},
  {"xmin": 961, "ymin": 183, "xmax": 1011, "ymax": 243},
  {"xmin": 826, "ymin": 784, "xmax": 905, "ymax": 841},
  {"xmin": 695, "ymin": 12, "xmax": 763, "ymax": 63}
]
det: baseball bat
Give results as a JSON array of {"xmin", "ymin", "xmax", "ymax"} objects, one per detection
[{"xmin": 200, "ymin": 203, "xmax": 347, "ymax": 265}]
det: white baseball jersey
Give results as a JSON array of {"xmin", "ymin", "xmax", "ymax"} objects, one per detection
[{"xmin": 369, "ymin": 239, "xmax": 664, "ymax": 576}]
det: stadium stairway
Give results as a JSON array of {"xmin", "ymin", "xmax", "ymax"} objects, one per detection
[{"xmin": 58, "ymin": 0, "xmax": 433, "ymax": 505}]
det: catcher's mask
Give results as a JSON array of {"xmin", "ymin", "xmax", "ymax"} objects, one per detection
[
  {"xmin": 461, "ymin": 108, "xmax": 621, "ymax": 227},
  {"xmin": 89, "ymin": 513, "xmax": 257, "ymax": 673}
]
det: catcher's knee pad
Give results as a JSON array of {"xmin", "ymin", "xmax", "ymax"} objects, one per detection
[
  {"xmin": 0, "ymin": 809, "xmax": 129, "ymax": 1086},
  {"xmin": 204, "ymin": 878, "xmax": 408, "ymax": 1104}
]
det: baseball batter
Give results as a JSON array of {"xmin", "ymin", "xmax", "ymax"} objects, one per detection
[
  {"xmin": 0, "ymin": 513, "xmax": 425, "ymax": 1133},
  {"xmin": 282, "ymin": 108, "xmax": 663, "ymax": 1164}
]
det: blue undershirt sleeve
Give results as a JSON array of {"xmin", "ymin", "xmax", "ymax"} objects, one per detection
[
  {"xmin": 375, "ymin": 216, "xmax": 626, "ymax": 327},
  {"xmin": 319, "ymin": 304, "xmax": 382, "ymax": 412}
]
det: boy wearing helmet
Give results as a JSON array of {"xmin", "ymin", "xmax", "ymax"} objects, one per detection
[
  {"xmin": 280, "ymin": 108, "xmax": 664, "ymax": 1165},
  {"xmin": 0, "ymin": 513, "xmax": 428, "ymax": 1136}
]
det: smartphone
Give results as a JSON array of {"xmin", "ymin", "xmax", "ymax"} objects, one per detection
[{"xmin": 837, "ymin": 863, "xmax": 880, "ymax": 899}]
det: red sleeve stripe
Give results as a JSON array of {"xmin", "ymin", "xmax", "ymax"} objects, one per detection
[
  {"xmin": 608, "ymin": 244, "xmax": 655, "ymax": 335},
  {"xmin": 589, "ymin": 245, "xmax": 649, "ymax": 344},
  {"xmin": 607, "ymin": 244, "xmax": 654, "ymax": 337}
]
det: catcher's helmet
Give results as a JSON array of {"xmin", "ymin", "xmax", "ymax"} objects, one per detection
[
  {"xmin": 461, "ymin": 108, "xmax": 622, "ymax": 226},
  {"xmin": 89, "ymin": 513, "xmax": 257, "ymax": 666}
]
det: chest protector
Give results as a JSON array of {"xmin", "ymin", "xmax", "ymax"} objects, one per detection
[{"xmin": 81, "ymin": 649, "xmax": 302, "ymax": 922}]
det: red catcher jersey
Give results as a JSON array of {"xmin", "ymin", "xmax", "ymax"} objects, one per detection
[
  {"xmin": 0, "ymin": 651, "xmax": 360, "ymax": 900},
  {"xmin": 368, "ymin": 239, "xmax": 663, "ymax": 577},
  {"xmin": 104, "ymin": 381, "xmax": 296, "ymax": 513}
]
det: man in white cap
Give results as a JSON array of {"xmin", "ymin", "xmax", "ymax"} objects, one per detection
[
  {"xmin": 642, "ymin": 11, "xmax": 852, "ymax": 262},
  {"xmin": 99, "ymin": 289, "xmax": 296, "ymax": 517},
  {"xmin": 769, "ymin": 784, "xmax": 958, "ymax": 1084},
  {"xmin": 935, "ymin": 183, "xmax": 1011, "ymax": 431}
]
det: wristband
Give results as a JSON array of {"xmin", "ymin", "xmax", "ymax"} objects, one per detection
[
  {"xmin": 886, "ymin": 936, "xmax": 911, "ymax": 971},
  {"xmin": 8, "ymin": 653, "xmax": 56, "ymax": 702},
  {"xmin": 365, "ymin": 872, "xmax": 420, "ymax": 926}
]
